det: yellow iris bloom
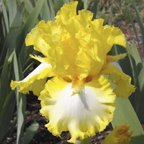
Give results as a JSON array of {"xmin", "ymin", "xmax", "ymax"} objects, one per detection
[{"xmin": 11, "ymin": 1, "xmax": 135, "ymax": 143}]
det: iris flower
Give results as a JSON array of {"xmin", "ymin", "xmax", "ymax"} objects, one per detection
[{"xmin": 11, "ymin": 2, "xmax": 135, "ymax": 143}]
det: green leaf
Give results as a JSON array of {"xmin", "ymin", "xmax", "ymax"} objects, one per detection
[
  {"xmin": 0, "ymin": 54, "xmax": 11, "ymax": 109},
  {"xmin": 0, "ymin": 92, "xmax": 15, "ymax": 143},
  {"xmin": 53, "ymin": 0, "xmax": 64, "ymax": 13},
  {"xmin": 63, "ymin": 0, "xmax": 71, "ymax": 3},
  {"xmin": 87, "ymin": 0, "xmax": 98, "ymax": 19},
  {"xmin": 40, "ymin": 0, "xmax": 53, "ymax": 21},
  {"xmin": 21, "ymin": 0, "xmax": 45, "ymax": 35},
  {"xmin": 138, "ymin": 66, "xmax": 144, "ymax": 92},
  {"xmin": 131, "ymin": 135, "xmax": 144, "ymax": 144},
  {"xmin": 15, "ymin": 0, "xmax": 45, "ymax": 54},
  {"xmin": 13, "ymin": 51, "xmax": 26, "ymax": 144},
  {"xmin": 81, "ymin": 0, "xmax": 89, "ymax": 9},
  {"xmin": 126, "ymin": 43, "xmax": 142, "ymax": 65},
  {"xmin": 22, "ymin": 121, "xmax": 39, "ymax": 144},
  {"xmin": 5, "ymin": 0, "xmax": 17, "ymax": 26},
  {"xmin": 0, "ymin": 6, "xmax": 23, "ymax": 67},
  {"xmin": 47, "ymin": 0, "xmax": 55, "ymax": 20},
  {"xmin": 1, "ymin": 1, "xmax": 9, "ymax": 33},
  {"xmin": 0, "ymin": 54, "xmax": 15, "ymax": 143},
  {"xmin": 112, "ymin": 97, "xmax": 144, "ymax": 137},
  {"xmin": 24, "ymin": 0, "xmax": 34, "ymax": 14}
]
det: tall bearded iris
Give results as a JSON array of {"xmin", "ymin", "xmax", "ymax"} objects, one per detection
[{"xmin": 11, "ymin": 2, "xmax": 135, "ymax": 143}]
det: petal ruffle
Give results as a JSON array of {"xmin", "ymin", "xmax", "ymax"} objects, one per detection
[
  {"xmin": 103, "ymin": 25, "xmax": 126, "ymax": 52},
  {"xmin": 11, "ymin": 63, "xmax": 53, "ymax": 96},
  {"xmin": 24, "ymin": 2, "xmax": 126, "ymax": 80},
  {"xmin": 56, "ymin": 1, "xmax": 78, "ymax": 24},
  {"xmin": 39, "ymin": 76, "xmax": 115, "ymax": 143},
  {"xmin": 101, "ymin": 64, "xmax": 135, "ymax": 98}
]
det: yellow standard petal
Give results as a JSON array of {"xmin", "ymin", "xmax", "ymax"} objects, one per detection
[
  {"xmin": 101, "ymin": 64, "xmax": 135, "ymax": 98},
  {"xmin": 24, "ymin": 1, "xmax": 126, "ymax": 80},
  {"xmin": 11, "ymin": 63, "xmax": 53, "ymax": 96},
  {"xmin": 39, "ymin": 76, "xmax": 116, "ymax": 143}
]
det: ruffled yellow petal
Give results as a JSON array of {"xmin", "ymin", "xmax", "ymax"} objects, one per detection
[
  {"xmin": 25, "ymin": 21, "xmax": 55, "ymax": 58},
  {"xmin": 11, "ymin": 63, "xmax": 53, "ymax": 96},
  {"xmin": 91, "ymin": 21, "xmax": 126, "ymax": 54},
  {"xmin": 102, "ymin": 64, "xmax": 135, "ymax": 98},
  {"xmin": 24, "ymin": 2, "xmax": 126, "ymax": 80},
  {"xmin": 39, "ymin": 76, "xmax": 116, "ymax": 143},
  {"xmin": 103, "ymin": 25, "xmax": 126, "ymax": 51},
  {"xmin": 56, "ymin": 1, "xmax": 78, "ymax": 24}
]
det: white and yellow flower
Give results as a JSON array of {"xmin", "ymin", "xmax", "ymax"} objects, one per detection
[{"xmin": 11, "ymin": 1, "xmax": 135, "ymax": 143}]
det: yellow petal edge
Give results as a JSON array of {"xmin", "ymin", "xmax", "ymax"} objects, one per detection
[
  {"xmin": 102, "ymin": 64, "xmax": 135, "ymax": 98},
  {"xmin": 39, "ymin": 76, "xmax": 115, "ymax": 143},
  {"xmin": 11, "ymin": 63, "xmax": 53, "ymax": 96}
]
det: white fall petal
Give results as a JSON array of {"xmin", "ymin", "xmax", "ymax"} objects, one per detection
[{"xmin": 39, "ymin": 76, "xmax": 116, "ymax": 143}]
